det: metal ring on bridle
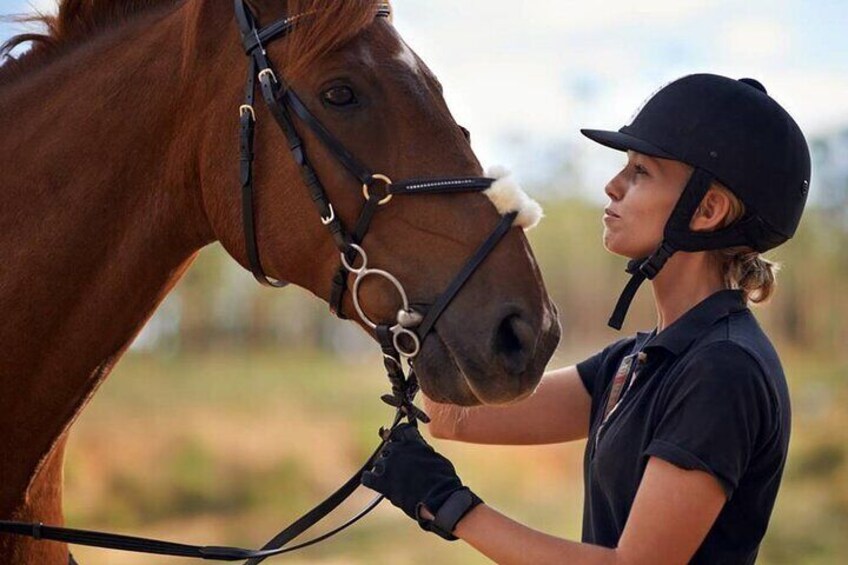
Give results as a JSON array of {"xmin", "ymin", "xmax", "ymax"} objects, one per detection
[
  {"xmin": 340, "ymin": 243, "xmax": 367, "ymax": 274},
  {"xmin": 362, "ymin": 174, "xmax": 393, "ymax": 205},
  {"xmin": 351, "ymin": 268, "xmax": 411, "ymax": 330},
  {"xmin": 392, "ymin": 327, "xmax": 421, "ymax": 358}
]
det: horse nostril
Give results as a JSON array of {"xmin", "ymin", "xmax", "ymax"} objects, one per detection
[{"xmin": 493, "ymin": 312, "xmax": 535, "ymax": 377}]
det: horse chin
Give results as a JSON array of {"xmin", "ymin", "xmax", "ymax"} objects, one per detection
[
  {"xmin": 413, "ymin": 322, "xmax": 560, "ymax": 407},
  {"xmin": 414, "ymin": 333, "xmax": 483, "ymax": 406}
]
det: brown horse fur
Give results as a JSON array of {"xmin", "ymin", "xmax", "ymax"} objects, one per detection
[{"xmin": 0, "ymin": 0, "xmax": 561, "ymax": 562}]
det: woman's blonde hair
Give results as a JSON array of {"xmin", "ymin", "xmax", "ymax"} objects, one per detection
[{"xmin": 703, "ymin": 184, "xmax": 780, "ymax": 304}]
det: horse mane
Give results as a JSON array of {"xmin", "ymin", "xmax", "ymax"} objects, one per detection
[
  {"xmin": 0, "ymin": 0, "xmax": 390, "ymax": 84},
  {"xmin": 0, "ymin": 0, "xmax": 179, "ymax": 82}
]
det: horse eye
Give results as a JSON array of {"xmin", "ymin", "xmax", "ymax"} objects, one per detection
[
  {"xmin": 459, "ymin": 125, "xmax": 471, "ymax": 142},
  {"xmin": 323, "ymin": 86, "xmax": 357, "ymax": 107}
]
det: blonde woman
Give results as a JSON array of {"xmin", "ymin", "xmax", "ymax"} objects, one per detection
[{"xmin": 363, "ymin": 74, "xmax": 811, "ymax": 564}]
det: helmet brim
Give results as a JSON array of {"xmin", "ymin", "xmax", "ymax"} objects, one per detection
[{"xmin": 580, "ymin": 129, "xmax": 677, "ymax": 160}]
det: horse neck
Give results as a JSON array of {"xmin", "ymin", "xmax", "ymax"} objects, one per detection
[{"xmin": 0, "ymin": 3, "xmax": 229, "ymax": 521}]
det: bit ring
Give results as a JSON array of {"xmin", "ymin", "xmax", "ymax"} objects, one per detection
[{"xmin": 351, "ymin": 269, "xmax": 411, "ymax": 330}]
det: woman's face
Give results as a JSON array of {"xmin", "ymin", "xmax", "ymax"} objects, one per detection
[{"xmin": 602, "ymin": 151, "xmax": 693, "ymax": 258}]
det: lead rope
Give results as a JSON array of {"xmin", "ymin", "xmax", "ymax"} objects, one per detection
[
  {"xmin": 0, "ymin": 373, "xmax": 419, "ymax": 563},
  {"xmin": 1, "ymin": 311, "xmax": 425, "ymax": 562}
]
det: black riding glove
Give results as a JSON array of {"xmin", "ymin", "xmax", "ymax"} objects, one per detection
[{"xmin": 361, "ymin": 423, "xmax": 482, "ymax": 540}]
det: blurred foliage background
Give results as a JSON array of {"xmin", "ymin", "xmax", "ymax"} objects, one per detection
[{"xmin": 63, "ymin": 141, "xmax": 848, "ymax": 564}]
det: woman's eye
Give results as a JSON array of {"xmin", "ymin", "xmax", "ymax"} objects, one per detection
[
  {"xmin": 323, "ymin": 86, "xmax": 357, "ymax": 107},
  {"xmin": 634, "ymin": 164, "xmax": 648, "ymax": 176}
]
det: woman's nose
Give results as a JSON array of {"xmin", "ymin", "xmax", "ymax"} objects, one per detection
[{"xmin": 605, "ymin": 175, "xmax": 624, "ymax": 201}]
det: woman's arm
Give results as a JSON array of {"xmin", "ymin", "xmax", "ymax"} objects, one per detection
[
  {"xmin": 424, "ymin": 365, "xmax": 592, "ymax": 445},
  {"xmin": 453, "ymin": 456, "xmax": 726, "ymax": 564}
]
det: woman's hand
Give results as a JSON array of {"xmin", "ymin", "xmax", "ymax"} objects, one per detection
[
  {"xmin": 362, "ymin": 428, "xmax": 725, "ymax": 564},
  {"xmin": 361, "ymin": 423, "xmax": 482, "ymax": 540}
]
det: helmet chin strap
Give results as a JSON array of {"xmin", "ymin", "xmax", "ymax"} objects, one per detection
[
  {"xmin": 608, "ymin": 168, "xmax": 715, "ymax": 330},
  {"xmin": 608, "ymin": 167, "xmax": 771, "ymax": 329}
]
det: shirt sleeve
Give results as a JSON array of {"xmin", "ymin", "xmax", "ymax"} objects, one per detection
[
  {"xmin": 576, "ymin": 347, "xmax": 606, "ymax": 398},
  {"xmin": 644, "ymin": 341, "xmax": 774, "ymax": 499}
]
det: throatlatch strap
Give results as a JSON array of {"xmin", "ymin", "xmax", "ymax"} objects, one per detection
[{"xmin": 241, "ymin": 58, "xmax": 287, "ymax": 288}]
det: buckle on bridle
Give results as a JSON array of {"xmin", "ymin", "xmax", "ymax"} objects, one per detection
[
  {"xmin": 239, "ymin": 104, "xmax": 255, "ymax": 120},
  {"xmin": 320, "ymin": 203, "xmax": 335, "ymax": 225},
  {"xmin": 258, "ymin": 68, "xmax": 277, "ymax": 85}
]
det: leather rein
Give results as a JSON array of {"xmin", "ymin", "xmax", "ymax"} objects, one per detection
[{"xmin": 0, "ymin": 2, "xmax": 519, "ymax": 561}]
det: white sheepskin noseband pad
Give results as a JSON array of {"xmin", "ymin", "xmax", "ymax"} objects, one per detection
[{"xmin": 483, "ymin": 166, "xmax": 544, "ymax": 230}]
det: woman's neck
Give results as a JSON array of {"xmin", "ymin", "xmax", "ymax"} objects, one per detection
[{"xmin": 650, "ymin": 251, "xmax": 726, "ymax": 332}]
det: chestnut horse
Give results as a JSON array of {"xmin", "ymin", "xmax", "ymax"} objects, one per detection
[{"xmin": 0, "ymin": 0, "xmax": 561, "ymax": 562}]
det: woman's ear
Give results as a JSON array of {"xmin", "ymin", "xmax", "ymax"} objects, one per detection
[{"xmin": 690, "ymin": 187, "xmax": 732, "ymax": 232}]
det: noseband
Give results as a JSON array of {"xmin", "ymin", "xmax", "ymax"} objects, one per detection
[{"xmin": 0, "ymin": 2, "xmax": 523, "ymax": 561}]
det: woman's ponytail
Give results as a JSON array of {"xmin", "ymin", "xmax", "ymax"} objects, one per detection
[
  {"xmin": 707, "ymin": 183, "xmax": 781, "ymax": 304},
  {"xmin": 717, "ymin": 247, "xmax": 780, "ymax": 304}
]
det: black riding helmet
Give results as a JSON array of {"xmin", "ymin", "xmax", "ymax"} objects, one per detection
[{"xmin": 581, "ymin": 73, "xmax": 812, "ymax": 329}]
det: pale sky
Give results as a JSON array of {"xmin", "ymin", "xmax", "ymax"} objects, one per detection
[{"xmin": 3, "ymin": 0, "xmax": 847, "ymax": 198}]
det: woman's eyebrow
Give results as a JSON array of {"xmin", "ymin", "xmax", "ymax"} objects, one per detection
[
  {"xmin": 642, "ymin": 154, "xmax": 662, "ymax": 168},
  {"xmin": 628, "ymin": 152, "xmax": 662, "ymax": 172}
]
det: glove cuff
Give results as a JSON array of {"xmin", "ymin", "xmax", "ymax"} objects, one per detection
[{"xmin": 417, "ymin": 488, "xmax": 483, "ymax": 541}]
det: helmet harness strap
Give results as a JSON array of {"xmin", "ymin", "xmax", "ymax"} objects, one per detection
[{"xmin": 609, "ymin": 168, "xmax": 719, "ymax": 330}]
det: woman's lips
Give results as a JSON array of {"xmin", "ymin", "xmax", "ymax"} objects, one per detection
[{"xmin": 603, "ymin": 207, "xmax": 620, "ymax": 219}]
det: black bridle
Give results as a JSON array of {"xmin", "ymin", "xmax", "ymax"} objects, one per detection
[{"xmin": 1, "ymin": 2, "xmax": 521, "ymax": 561}]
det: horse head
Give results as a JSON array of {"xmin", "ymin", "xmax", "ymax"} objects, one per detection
[{"xmin": 192, "ymin": 0, "xmax": 561, "ymax": 405}]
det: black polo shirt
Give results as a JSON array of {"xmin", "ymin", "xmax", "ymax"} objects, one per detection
[{"xmin": 576, "ymin": 290, "xmax": 790, "ymax": 564}]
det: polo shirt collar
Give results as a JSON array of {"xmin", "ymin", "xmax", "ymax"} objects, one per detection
[{"xmin": 644, "ymin": 289, "xmax": 747, "ymax": 357}]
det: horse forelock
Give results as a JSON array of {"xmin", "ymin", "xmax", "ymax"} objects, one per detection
[{"xmin": 282, "ymin": 0, "xmax": 392, "ymax": 80}]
